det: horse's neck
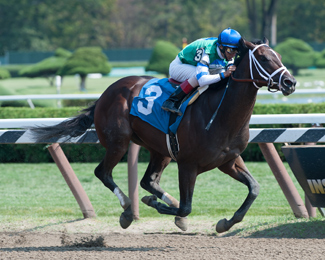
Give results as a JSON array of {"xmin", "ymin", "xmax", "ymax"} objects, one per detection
[
  {"xmin": 211, "ymin": 69, "xmax": 258, "ymax": 131},
  {"xmin": 226, "ymin": 54, "xmax": 259, "ymax": 121},
  {"xmin": 227, "ymin": 81, "xmax": 257, "ymax": 123}
]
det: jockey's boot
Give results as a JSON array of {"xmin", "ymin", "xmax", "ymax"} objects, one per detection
[{"xmin": 162, "ymin": 85, "xmax": 187, "ymax": 116}]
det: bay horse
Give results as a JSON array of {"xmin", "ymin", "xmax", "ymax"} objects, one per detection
[{"xmin": 31, "ymin": 38, "xmax": 296, "ymax": 233}]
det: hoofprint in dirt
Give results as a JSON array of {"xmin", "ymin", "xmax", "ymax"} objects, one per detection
[{"xmin": 0, "ymin": 218, "xmax": 324, "ymax": 260}]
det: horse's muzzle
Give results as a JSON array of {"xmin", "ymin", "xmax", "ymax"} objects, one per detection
[{"xmin": 281, "ymin": 75, "xmax": 296, "ymax": 96}]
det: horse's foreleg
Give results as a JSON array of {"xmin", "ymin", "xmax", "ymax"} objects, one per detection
[
  {"xmin": 140, "ymin": 155, "xmax": 197, "ymax": 231},
  {"xmin": 173, "ymin": 163, "xmax": 198, "ymax": 231},
  {"xmin": 141, "ymin": 194, "xmax": 188, "ymax": 230},
  {"xmin": 217, "ymin": 156, "xmax": 260, "ymax": 233}
]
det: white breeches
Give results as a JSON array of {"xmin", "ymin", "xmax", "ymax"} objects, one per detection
[
  {"xmin": 169, "ymin": 56, "xmax": 197, "ymax": 82},
  {"xmin": 169, "ymin": 56, "xmax": 208, "ymax": 94}
]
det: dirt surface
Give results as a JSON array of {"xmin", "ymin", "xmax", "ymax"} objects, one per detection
[{"xmin": 1, "ymin": 218, "xmax": 324, "ymax": 260}]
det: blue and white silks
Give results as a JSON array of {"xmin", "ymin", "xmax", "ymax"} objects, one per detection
[{"xmin": 130, "ymin": 78, "xmax": 194, "ymax": 134}]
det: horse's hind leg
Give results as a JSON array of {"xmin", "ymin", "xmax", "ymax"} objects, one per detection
[
  {"xmin": 140, "ymin": 151, "xmax": 179, "ymax": 208},
  {"xmin": 95, "ymin": 141, "xmax": 133, "ymax": 229},
  {"xmin": 217, "ymin": 156, "xmax": 260, "ymax": 233}
]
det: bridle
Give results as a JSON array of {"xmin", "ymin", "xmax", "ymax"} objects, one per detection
[
  {"xmin": 206, "ymin": 43, "xmax": 289, "ymax": 131},
  {"xmin": 231, "ymin": 44, "xmax": 289, "ymax": 92}
]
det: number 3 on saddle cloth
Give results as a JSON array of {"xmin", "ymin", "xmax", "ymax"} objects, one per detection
[{"xmin": 130, "ymin": 78, "xmax": 202, "ymax": 161}]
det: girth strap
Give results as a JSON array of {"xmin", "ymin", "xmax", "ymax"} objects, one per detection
[{"xmin": 166, "ymin": 112, "xmax": 179, "ymax": 161}]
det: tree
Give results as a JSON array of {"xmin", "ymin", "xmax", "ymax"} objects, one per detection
[
  {"xmin": 145, "ymin": 41, "xmax": 180, "ymax": 77},
  {"xmin": 274, "ymin": 38, "xmax": 316, "ymax": 75},
  {"xmin": 111, "ymin": 0, "xmax": 248, "ymax": 49},
  {"xmin": 0, "ymin": 0, "xmax": 115, "ymax": 54},
  {"xmin": 19, "ymin": 48, "xmax": 71, "ymax": 86},
  {"xmin": 1, "ymin": 0, "xmax": 325, "ymax": 55},
  {"xmin": 245, "ymin": 0, "xmax": 278, "ymax": 43},
  {"xmin": 58, "ymin": 47, "xmax": 111, "ymax": 91},
  {"xmin": 276, "ymin": 0, "xmax": 325, "ymax": 43}
]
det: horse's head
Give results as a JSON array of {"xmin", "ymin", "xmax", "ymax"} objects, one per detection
[{"xmin": 236, "ymin": 38, "xmax": 296, "ymax": 96}]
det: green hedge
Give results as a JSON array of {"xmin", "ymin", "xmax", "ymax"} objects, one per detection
[
  {"xmin": 0, "ymin": 64, "xmax": 27, "ymax": 78},
  {"xmin": 3, "ymin": 103, "xmax": 323, "ymax": 121},
  {"xmin": 1, "ymin": 104, "xmax": 324, "ymax": 163}
]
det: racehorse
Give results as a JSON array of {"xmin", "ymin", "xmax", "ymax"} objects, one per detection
[{"xmin": 31, "ymin": 38, "xmax": 296, "ymax": 233}]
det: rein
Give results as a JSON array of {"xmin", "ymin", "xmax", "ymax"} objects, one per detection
[
  {"xmin": 231, "ymin": 44, "xmax": 289, "ymax": 92},
  {"xmin": 231, "ymin": 74, "xmax": 269, "ymax": 85}
]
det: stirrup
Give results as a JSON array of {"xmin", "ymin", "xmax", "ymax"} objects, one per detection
[{"xmin": 162, "ymin": 105, "xmax": 182, "ymax": 116}]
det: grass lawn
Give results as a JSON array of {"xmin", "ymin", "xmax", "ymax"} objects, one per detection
[
  {"xmin": 0, "ymin": 72, "xmax": 165, "ymax": 107},
  {"xmin": 0, "ymin": 68, "xmax": 324, "ymax": 97},
  {"xmin": 0, "ymin": 162, "xmax": 324, "ymax": 237}
]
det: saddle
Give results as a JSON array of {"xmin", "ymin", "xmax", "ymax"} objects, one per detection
[{"xmin": 168, "ymin": 78, "xmax": 200, "ymax": 105}]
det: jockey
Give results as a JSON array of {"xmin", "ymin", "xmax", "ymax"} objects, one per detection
[{"xmin": 162, "ymin": 28, "xmax": 242, "ymax": 116}]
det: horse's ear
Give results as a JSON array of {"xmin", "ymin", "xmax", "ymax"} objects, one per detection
[
  {"xmin": 238, "ymin": 38, "xmax": 247, "ymax": 52},
  {"xmin": 239, "ymin": 38, "xmax": 246, "ymax": 47},
  {"xmin": 263, "ymin": 37, "xmax": 269, "ymax": 45},
  {"xmin": 234, "ymin": 38, "xmax": 249, "ymax": 66}
]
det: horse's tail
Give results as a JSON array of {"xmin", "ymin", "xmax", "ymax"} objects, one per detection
[{"xmin": 30, "ymin": 101, "xmax": 97, "ymax": 142}]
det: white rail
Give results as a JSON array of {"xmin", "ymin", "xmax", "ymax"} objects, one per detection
[
  {"xmin": 1, "ymin": 114, "xmax": 325, "ymax": 129},
  {"xmin": 249, "ymin": 114, "xmax": 325, "ymax": 125},
  {"xmin": 0, "ymin": 94, "xmax": 100, "ymax": 101}
]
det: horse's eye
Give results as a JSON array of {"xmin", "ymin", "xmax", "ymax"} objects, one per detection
[{"xmin": 260, "ymin": 56, "xmax": 268, "ymax": 62}]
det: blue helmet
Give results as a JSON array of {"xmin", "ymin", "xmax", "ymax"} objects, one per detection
[{"xmin": 217, "ymin": 28, "xmax": 241, "ymax": 48}]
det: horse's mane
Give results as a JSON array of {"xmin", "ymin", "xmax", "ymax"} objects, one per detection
[
  {"xmin": 234, "ymin": 38, "xmax": 264, "ymax": 67},
  {"xmin": 209, "ymin": 38, "xmax": 265, "ymax": 91}
]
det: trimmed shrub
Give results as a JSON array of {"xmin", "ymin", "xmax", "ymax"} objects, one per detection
[
  {"xmin": 19, "ymin": 48, "xmax": 72, "ymax": 87},
  {"xmin": 0, "ymin": 68, "xmax": 10, "ymax": 79},
  {"xmin": 58, "ymin": 47, "xmax": 111, "ymax": 76},
  {"xmin": 315, "ymin": 49, "xmax": 325, "ymax": 68},
  {"xmin": 274, "ymin": 38, "xmax": 316, "ymax": 75},
  {"xmin": 1, "ymin": 65, "xmax": 25, "ymax": 78},
  {"xmin": 145, "ymin": 40, "xmax": 180, "ymax": 77},
  {"xmin": 58, "ymin": 46, "xmax": 111, "ymax": 91}
]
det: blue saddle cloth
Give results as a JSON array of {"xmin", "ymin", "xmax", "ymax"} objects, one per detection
[{"xmin": 130, "ymin": 78, "xmax": 194, "ymax": 134}]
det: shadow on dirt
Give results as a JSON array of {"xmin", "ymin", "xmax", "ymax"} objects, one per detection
[
  {"xmin": 222, "ymin": 219, "xmax": 325, "ymax": 239},
  {"xmin": 0, "ymin": 233, "xmax": 166, "ymax": 252},
  {"xmin": 0, "ymin": 246, "xmax": 165, "ymax": 252},
  {"xmin": 19, "ymin": 219, "xmax": 85, "ymax": 233}
]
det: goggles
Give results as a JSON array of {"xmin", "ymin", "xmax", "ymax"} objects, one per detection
[{"xmin": 225, "ymin": 47, "xmax": 238, "ymax": 54}]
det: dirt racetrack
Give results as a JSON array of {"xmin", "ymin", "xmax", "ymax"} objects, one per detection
[{"xmin": 1, "ymin": 218, "xmax": 324, "ymax": 260}]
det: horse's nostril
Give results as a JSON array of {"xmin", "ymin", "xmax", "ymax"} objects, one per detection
[
  {"xmin": 284, "ymin": 80, "xmax": 291, "ymax": 87},
  {"xmin": 283, "ymin": 79, "xmax": 296, "ymax": 88}
]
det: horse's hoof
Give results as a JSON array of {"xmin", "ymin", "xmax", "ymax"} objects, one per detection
[
  {"xmin": 119, "ymin": 205, "xmax": 133, "ymax": 229},
  {"xmin": 216, "ymin": 218, "xmax": 229, "ymax": 233},
  {"xmin": 175, "ymin": 216, "xmax": 188, "ymax": 231},
  {"xmin": 141, "ymin": 195, "xmax": 157, "ymax": 206}
]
